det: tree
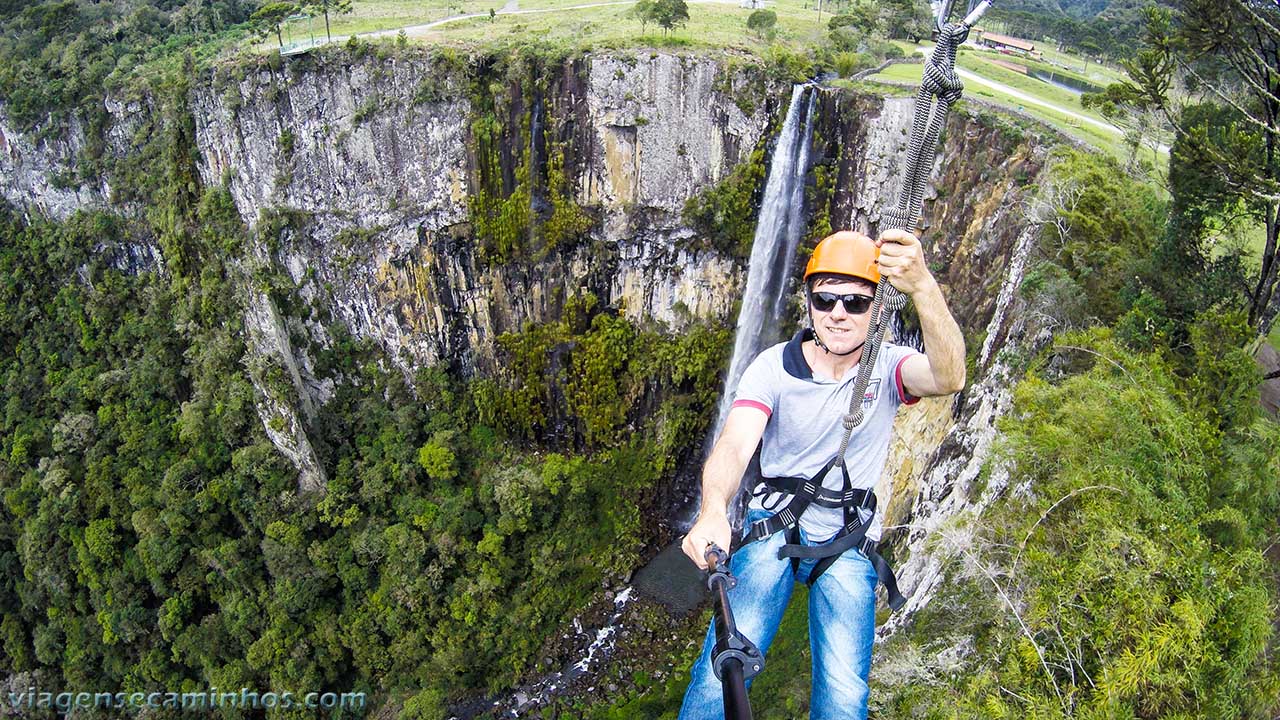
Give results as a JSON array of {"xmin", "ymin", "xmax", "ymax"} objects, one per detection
[
  {"xmin": 632, "ymin": 0, "xmax": 655, "ymax": 33},
  {"xmin": 1082, "ymin": 82, "xmax": 1165, "ymax": 173},
  {"xmin": 303, "ymin": 0, "xmax": 352, "ymax": 42},
  {"xmin": 746, "ymin": 8, "xmax": 777, "ymax": 39},
  {"xmin": 651, "ymin": 0, "xmax": 689, "ymax": 35},
  {"xmin": 251, "ymin": 2, "xmax": 296, "ymax": 48},
  {"xmin": 829, "ymin": 7, "xmax": 877, "ymax": 35},
  {"xmin": 1078, "ymin": 37, "xmax": 1102, "ymax": 74},
  {"xmin": 881, "ymin": 0, "xmax": 931, "ymax": 42},
  {"xmin": 1125, "ymin": 2, "xmax": 1280, "ymax": 334}
]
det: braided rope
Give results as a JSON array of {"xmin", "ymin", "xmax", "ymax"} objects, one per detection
[{"xmin": 835, "ymin": 20, "xmax": 976, "ymax": 456}]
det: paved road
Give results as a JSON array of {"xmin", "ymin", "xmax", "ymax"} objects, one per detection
[
  {"xmin": 908, "ymin": 47, "xmax": 1170, "ymax": 154},
  {"xmin": 953, "ymin": 65, "xmax": 1122, "ymax": 137}
]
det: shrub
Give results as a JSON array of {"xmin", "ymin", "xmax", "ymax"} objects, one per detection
[
  {"xmin": 764, "ymin": 44, "xmax": 814, "ymax": 84},
  {"xmin": 881, "ymin": 330, "xmax": 1280, "ymax": 716},
  {"xmin": 746, "ymin": 9, "xmax": 777, "ymax": 39},
  {"xmin": 682, "ymin": 147, "xmax": 767, "ymax": 259},
  {"xmin": 1025, "ymin": 149, "xmax": 1167, "ymax": 325}
]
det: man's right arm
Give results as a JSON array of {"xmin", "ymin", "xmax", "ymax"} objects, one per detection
[{"xmin": 681, "ymin": 406, "xmax": 769, "ymax": 569}]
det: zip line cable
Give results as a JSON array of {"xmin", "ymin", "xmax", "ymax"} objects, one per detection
[{"xmin": 837, "ymin": 0, "xmax": 993, "ymax": 454}]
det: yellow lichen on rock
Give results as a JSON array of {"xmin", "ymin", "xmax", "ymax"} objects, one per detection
[
  {"xmin": 602, "ymin": 125, "xmax": 638, "ymax": 205},
  {"xmin": 880, "ymin": 394, "xmax": 956, "ymax": 530}
]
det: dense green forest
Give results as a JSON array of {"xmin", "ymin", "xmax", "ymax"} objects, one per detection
[
  {"xmin": 0, "ymin": 8, "xmax": 735, "ymax": 713},
  {"xmin": 0, "ymin": 191, "xmax": 731, "ymax": 715},
  {"xmin": 0, "ymin": 0, "xmax": 259, "ymax": 132}
]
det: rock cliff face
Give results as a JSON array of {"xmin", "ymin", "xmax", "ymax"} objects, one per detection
[
  {"xmin": 179, "ymin": 50, "xmax": 778, "ymax": 492},
  {"xmin": 189, "ymin": 51, "xmax": 769, "ymax": 377},
  {"xmin": 0, "ymin": 96, "xmax": 148, "ymax": 220}
]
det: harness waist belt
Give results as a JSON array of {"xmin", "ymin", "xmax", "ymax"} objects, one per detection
[
  {"xmin": 758, "ymin": 476, "xmax": 874, "ymax": 509},
  {"xmin": 777, "ymin": 525, "xmax": 870, "ymax": 560}
]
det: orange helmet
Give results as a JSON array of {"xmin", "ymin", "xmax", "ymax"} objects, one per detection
[{"xmin": 804, "ymin": 231, "xmax": 880, "ymax": 285}]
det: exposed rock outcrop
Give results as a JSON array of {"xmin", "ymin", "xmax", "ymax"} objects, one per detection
[
  {"xmin": 188, "ymin": 51, "xmax": 771, "ymax": 383},
  {"xmin": 0, "ymin": 97, "xmax": 146, "ymax": 220}
]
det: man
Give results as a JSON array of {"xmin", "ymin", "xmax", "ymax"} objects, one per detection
[{"xmin": 678, "ymin": 229, "xmax": 966, "ymax": 720}]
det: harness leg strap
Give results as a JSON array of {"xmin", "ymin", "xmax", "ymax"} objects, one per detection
[
  {"xmin": 808, "ymin": 554, "xmax": 839, "ymax": 586},
  {"xmin": 796, "ymin": 538, "xmax": 909, "ymax": 613},
  {"xmin": 863, "ymin": 542, "xmax": 908, "ymax": 611}
]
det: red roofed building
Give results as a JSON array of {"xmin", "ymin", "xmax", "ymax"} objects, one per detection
[{"xmin": 975, "ymin": 30, "xmax": 1041, "ymax": 58}]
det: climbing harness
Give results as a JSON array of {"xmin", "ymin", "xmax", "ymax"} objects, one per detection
[
  {"xmin": 734, "ymin": 0, "xmax": 993, "ymax": 609},
  {"xmin": 704, "ymin": 544, "xmax": 763, "ymax": 720},
  {"xmin": 741, "ymin": 455, "xmax": 908, "ymax": 610}
]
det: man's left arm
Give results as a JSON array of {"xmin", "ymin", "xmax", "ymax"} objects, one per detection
[{"xmin": 875, "ymin": 229, "xmax": 966, "ymax": 398}]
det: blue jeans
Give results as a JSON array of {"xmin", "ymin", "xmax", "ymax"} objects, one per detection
[{"xmin": 677, "ymin": 509, "xmax": 879, "ymax": 720}]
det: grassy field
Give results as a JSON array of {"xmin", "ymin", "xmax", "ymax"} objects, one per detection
[
  {"xmin": 285, "ymin": 0, "xmax": 456, "ymax": 37},
  {"xmin": 1034, "ymin": 43, "xmax": 1128, "ymax": 85},
  {"xmin": 867, "ymin": 58, "xmax": 1131, "ymax": 159},
  {"xmin": 275, "ymin": 0, "xmax": 838, "ymax": 53},
  {"xmin": 436, "ymin": 0, "xmax": 830, "ymax": 52},
  {"xmin": 262, "ymin": 0, "xmax": 1143, "ymax": 167},
  {"xmin": 1002, "ymin": 54, "xmax": 1103, "ymax": 90},
  {"xmin": 269, "ymin": 0, "xmax": 1144, "ymax": 145},
  {"xmin": 957, "ymin": 48, "xmax": 1109, "ymax": 111}
]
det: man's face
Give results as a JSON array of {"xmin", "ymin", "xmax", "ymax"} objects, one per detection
[{"xmin": 809, "ymin": 276, "xmax": 875, "ymax": 354}]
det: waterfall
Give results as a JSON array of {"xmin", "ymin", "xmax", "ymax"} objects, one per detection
[
  {"xmin": 712, "ymin": 84, "xmax": 817, "ymax": 438},
  {"xmin": 672, "ymin": 83, "xmax": 816, "ymax": 530},
  {"xmin": 454, "ymin": 84, "xmax": 822, "ymax": 719}
]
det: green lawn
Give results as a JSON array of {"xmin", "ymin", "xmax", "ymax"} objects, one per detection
[
  {"xmin": 439, "ymin": 1, "xmax": 830, "ymax": 51},
  {"xmin": 1034, "ymin": 43, "xmax": 1128, "ymax": 86},
  {"xmin": 871, "ymin": 60, "xmax": 926, "ymax": 83},
  {"xmin": 956, "ymin": 50, "xmax": 1111, "ymax": 124},
  {"xmin": 867, "ymin": 59, "xmax": 1130, "ymax": 159},
  {"xmin": 285, "ymin": 0, "xmax": 456, "ymax": 37},
  {"xmin": 273, "ymin": 0, "xmax": 838, "ymax": 53},
  {"xmin": 964, "ymin": 85, "xmax": 1129, "ymax": 158}
]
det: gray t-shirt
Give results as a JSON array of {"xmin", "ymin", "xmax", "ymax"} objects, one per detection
[{"xmin": 733, "ymin": 329, "xmax": 921, "ymax": 542}]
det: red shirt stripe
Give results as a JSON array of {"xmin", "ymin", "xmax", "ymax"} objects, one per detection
[
  {"xmin": 731, "ymin": 399, "xmax": 773, "ymax": 417},
  {"xmin": 895, "ymin": 354, "xmax": 921, "ymax": 406}
]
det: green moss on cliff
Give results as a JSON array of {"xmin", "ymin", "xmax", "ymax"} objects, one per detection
[
  {"xmin": 467, "ymin": 50, "xmax": 598, "ymax": 265},
  {"xmin": 682, "ymin": 146, "xmax": 769, "ymax": 260},
  {"xmin": 478, "ymin": 293, "xmax": 731, "ymax": 453}
]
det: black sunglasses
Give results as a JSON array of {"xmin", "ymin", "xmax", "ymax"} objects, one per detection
[{"xmin": 810, "ymin": 291, "xmax": 875, "ymax": 315}]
